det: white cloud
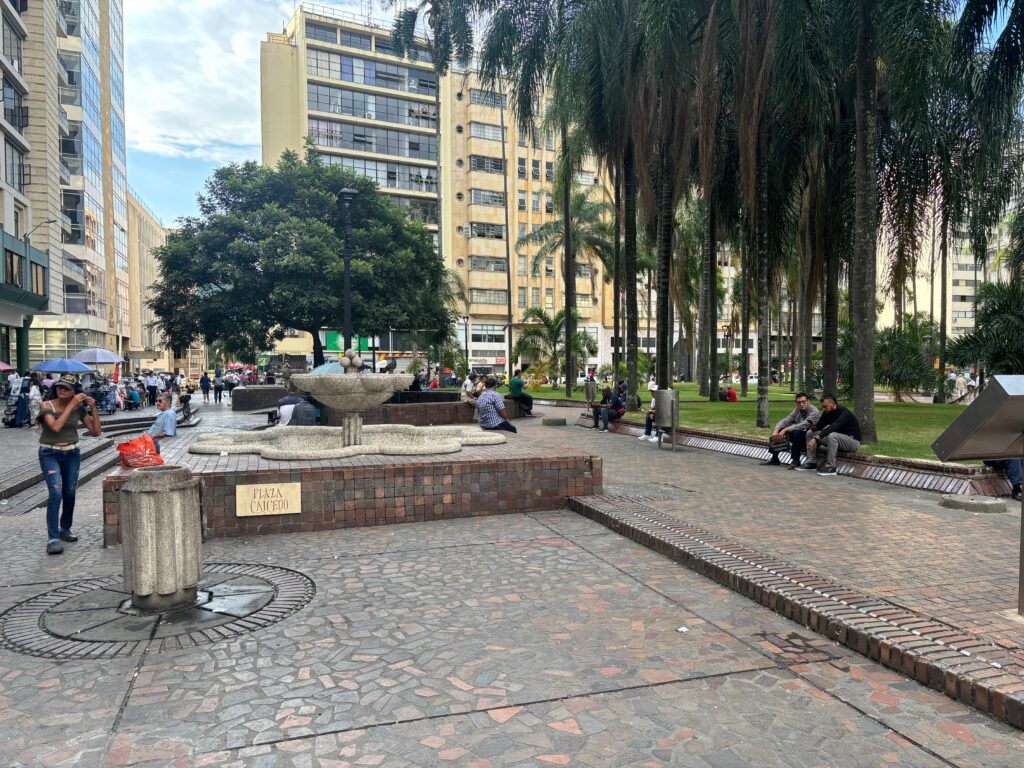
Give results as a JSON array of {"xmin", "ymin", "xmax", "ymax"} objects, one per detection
[{"xmin": 123, "ymin": 0, "xmax": 370, "ymax": 164}]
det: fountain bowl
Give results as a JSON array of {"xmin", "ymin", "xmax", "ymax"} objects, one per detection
[{"xmin": 291, "ymin": 372, "xmax": 414, "ymax": 411}]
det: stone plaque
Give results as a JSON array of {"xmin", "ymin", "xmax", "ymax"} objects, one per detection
[{"xmin": 235, "ymin": 482, "xmax": 302, "ymax": 517}]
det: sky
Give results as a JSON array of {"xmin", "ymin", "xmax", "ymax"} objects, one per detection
[{"xmin": 124, "ymin": 0, "xmax": 369, "ymax": 225}]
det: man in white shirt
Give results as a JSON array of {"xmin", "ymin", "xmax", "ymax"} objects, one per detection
[
  {"xmin": 7, "ymin": 371, "xmax": 20, "ymax": 393},
  {"xmin": 144, "ymin": 373, "xmax": 159, "ymax": 406}
]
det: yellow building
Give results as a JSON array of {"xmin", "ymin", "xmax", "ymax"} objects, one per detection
[{"xmin": 260, "ymin": 3, "xmax": 617, "ymax": 374}]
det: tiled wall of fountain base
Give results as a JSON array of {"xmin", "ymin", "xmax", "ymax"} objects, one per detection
[
  {"xmin": 323, "ymin": 402, "xmax": 475, "ymax": 427},
  {"xmin": 101, "ymin": 452, "xmax": 602, "ymax": 546}
]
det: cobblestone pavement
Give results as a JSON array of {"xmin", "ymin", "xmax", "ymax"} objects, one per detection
[
  {"xmin": 1, "ymin": 408, "xmax": 1023, "ymax": 765},
  {"xmin": 515, "ymin": 416, "xmax": 1024, "ymax": 651}
]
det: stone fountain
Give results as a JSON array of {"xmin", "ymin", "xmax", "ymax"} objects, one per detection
[
  {"xmin": 190, "ymin": 350, "xmax": 507, "ymax": 460},
  {"xmin": 291, "ymin": 351, "xmax": 412, "ymax": 447}
]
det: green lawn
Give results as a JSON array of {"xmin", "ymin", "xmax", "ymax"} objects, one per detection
[{"xmin": 525, "ymin": 382, "xmax": 801, "ymax": 404}]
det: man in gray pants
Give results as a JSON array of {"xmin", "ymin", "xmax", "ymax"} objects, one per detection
[{"xmin": 799, "ymin": 394, "xmax": 862, "ymax": 476}]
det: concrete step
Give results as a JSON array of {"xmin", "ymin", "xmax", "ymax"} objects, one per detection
[
  {"xmin": 0, "ymin": 445, "xmax": 120, "ymax": 516},
  {"xmin": 0, "ymin": 437, "xmax": 113, "ymax": 500}
]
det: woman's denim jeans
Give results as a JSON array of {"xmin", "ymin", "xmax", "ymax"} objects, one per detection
[{"xmin": 38, "ymin": 447, "xmax": 81, "ymax": 541}]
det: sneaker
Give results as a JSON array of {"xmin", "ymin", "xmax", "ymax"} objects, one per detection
[
  {"xmin": 794, "ymin": 461, "xmax": 813, "ymax": 471},
  {"xmin": 46, "ymin": 540, "xmax": 63, "ymax": 555},
  {"xmin": 1013, "ymin": 485, "xmax": 1022, "ymax": 502},
  {"xmin": 786, "ymin": 464, "xmax": 798, "ymax": 471},
  {"xmin": 59, "ymin": 530, "xmax": 78, "ymax": 542},
  {"xmin": 818, "ymin": 466, "xmax": 837, "ymax": 476},
  {"xmin": 599, "ymin": 428, "xmax": 608, "ymax": 432},
  {"xmin": 759, "ymin": 458, "xmax": 781, "ymax": 466},
  {"xmin": 638, "ymin": 433, "xmax": 650, "ymax": 440},
  {"xmin": 647, "ymin": 435, "xmax": 660, "ymax": 442}
]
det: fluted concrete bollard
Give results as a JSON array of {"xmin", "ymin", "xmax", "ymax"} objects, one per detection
[{"xmin": 120, "ymin": 465, "xmax": 202, "ymax": 612}]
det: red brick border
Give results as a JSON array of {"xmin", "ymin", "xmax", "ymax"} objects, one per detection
[
  {"xmin": 568, "ymin": 494, "xmax": 1024, "ymax": 730},
  {"xmin": 103, "ymin": 454, "xmax": 602, "ymax": 546}
]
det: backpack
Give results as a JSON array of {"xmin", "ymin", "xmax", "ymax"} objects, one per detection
[{"xmin": 290, "ymin": 400, "xmax": 317, "ymax": 426}]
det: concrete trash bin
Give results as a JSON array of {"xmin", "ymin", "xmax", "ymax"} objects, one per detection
[{"xmin": 120, "ymin": 464, "xmax": 202, "ymax": 612}]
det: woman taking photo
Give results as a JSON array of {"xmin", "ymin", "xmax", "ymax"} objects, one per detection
[{"xmin": 38, "ymin": 374, "xmax": 102, "ymax": 555}]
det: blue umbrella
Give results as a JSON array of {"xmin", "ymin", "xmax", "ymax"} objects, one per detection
[
  {"xmin": 31, "ymin": 358, "xmax": 93, "ymax": 374},
  {"xmin": 310, "ymin": 362, "xmax": 347, "ymax": 374},
  {"xmin": 72, "ymin": 347, "xmax": 124, "ymax": 365}
]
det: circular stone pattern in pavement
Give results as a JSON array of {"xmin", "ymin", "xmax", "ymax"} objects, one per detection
[{"xmin": 0, "ymin": 563, "xmax": 315, "ymax": 660}]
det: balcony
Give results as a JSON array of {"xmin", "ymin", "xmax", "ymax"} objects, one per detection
[
  {"xmin": 62, "ymin": 255, "xmax": 85, "ymax": 284},
  {"xmin": 61, "ymin": 0, "xmax": 80, "ymax": 36},
  {"xmin": 58, "ymin": 107, "xmax": 70, "ymax": 136},
  {"xmin": 60, "ymin": 158, "xmax": 71, "ymax": 185},
  {"xmin": 3, "ymin": 105, "xmax": 27, "ymax": 132},
  {"xmin": 0, "ymin": 227, "xmax": 49, "ymax": 312},
  {"xmin": 56, "ymin": 0, "xmax": 68, "ymax": 37},
  {"xmin": 59, "ymin": 86, "xmax": 81, "ymax": 107},
  {"xmin": 57, "ymin": 57, "xmax": 70, "ymax": 86}
]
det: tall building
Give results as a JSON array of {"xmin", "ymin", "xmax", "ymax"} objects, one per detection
[
  {"xmin": 260, "ymin": 3, "xmax": 616, "ymax": 375},
  {"xmin": 21, "ymin": 0, "xmax": 128, "ymax": 363},
  {"xmin": 125, "ymin": 188, "xmax": 169, "ymax": 371},
  {"xmin": 0, "ymin": 0, "xmax": 50, "ymax": 370}
]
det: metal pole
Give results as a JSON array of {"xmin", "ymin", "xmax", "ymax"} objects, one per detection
[
  {"xmin": 343, "ymin": 234, "xmax": 352, "ymax": 353},
  {"xmin": 1019, "ymin": 436, "xmax": 1024, "ymax": 615},
  {"xmin": 463, "ymin": 315, "xmax": 470, "ymax": 373}
]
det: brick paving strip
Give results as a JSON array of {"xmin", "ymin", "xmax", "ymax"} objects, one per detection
[{"xmin": 568, "ymin": 492, "xmax": 1024, "ymax": 729}]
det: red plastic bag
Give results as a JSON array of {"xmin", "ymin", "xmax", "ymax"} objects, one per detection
[{"xmin": 117, "ymin": 434, "xmax": 164, "ymax": 467}]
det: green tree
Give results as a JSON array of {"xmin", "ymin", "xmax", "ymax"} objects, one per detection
[
  {"xmin": 875, "ymin": 315, "xmax": 935, "ymax": 402},
  {"xmin": 511, "ymin": 307, "xmax": 598, "ymax": 379},
  {"xmin": 517, "ymin": 186, "xmax": 613, "ymax": 281},
  {"xmin": 149, "ymin": 148, "xmax": 453, "ymax": 367},
  {"xmin": 947, "ymin": 282, "xmax": 1024, "ymax": 375}
]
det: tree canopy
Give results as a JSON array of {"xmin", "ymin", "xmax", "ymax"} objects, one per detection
[{"xmin": 149, "ymin": 147, "xmax": 454, "ymax": 366}]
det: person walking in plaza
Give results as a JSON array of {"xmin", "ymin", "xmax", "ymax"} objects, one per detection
[
  {"xmin": 509, "ymin": 369, "xmax": 533, "ymax": 416},
  {"xmin": 199, "ymin": 372, "xmax": 211, "ymax": 402},
  {"xmin": 144, "ymin": 371, "xmax": 159, "ymax": 407},
  {"xmin": 146, "ymin": 393, "xmax": 177, "ymax": 454},
  {"xmin": 762, "ymin": 392, "xmax": 820, "ymax": 467},
  {"xmin": 476, "ymin": 377, "xmax": 517, "ymax": 433},
  {"xmin": 38, "ymin": 375, "xmax": 102, "ymax": 555},
  {"xmin": 213, "ymin": 372, "xmax": 224, "ymax": 404},
  {"xmin": 800, "ymin": 394, "xmax": 861, "ymax": 475}
]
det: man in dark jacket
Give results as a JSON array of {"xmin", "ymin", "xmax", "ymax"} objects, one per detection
[
  {"xmin": 799, "ymin": 394, "xmax": 861, "ymax": 475},
  {"xmin": 591, "ymin": 386, "xmax": 625, "ymax": 432}
]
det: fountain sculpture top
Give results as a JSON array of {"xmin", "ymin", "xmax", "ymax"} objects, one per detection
[{"xmin": 291, "ymin": 348, "xmax": 413, "ymax": 411}]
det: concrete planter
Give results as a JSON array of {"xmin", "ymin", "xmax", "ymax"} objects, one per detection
[{"xmin": 120, "ymin": 464, "xmax": 202, "ymax": 612}]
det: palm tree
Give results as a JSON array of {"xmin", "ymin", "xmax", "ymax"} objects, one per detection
[
  {"xmin": 517, "ymin": 186, "xmax": 613, "ymax": 282},
  {"xmin": 512, "ymin": 307, "xmax": 599, "ymax": 378},
  {"xmin": 947, "ymin": 282, "xmax": 1024, "ymax": 374}
]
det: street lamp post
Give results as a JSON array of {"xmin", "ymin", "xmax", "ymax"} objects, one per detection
[
  {"xmin": 462, "ymin": 315, "xmax": 470, "ymax": 375},
  {"xmin": 338, "ymin": 188, "xmax": 359, "ymax": 353}
]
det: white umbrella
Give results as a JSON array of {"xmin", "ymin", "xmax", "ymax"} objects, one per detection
[{"xmin": 72, "ymin": 348, "xmax": 124, "ymax": 365}]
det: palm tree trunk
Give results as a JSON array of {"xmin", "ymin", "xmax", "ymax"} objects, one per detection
[
  {"xmin": 655, "ymin": 141, "xmax": 673, "ymax": 389},
  {"xmin": 936, "ymin": 207, "xmax": 949, "ymax": 403},
  {"xmin": 755, "ymin": 113, "xmax": 770, "ymax": 427},
  {"xmin": 851, "ymin": 0, "xmax": 879, "ymax": 443},
  {"xmin": 613, "ymin": 165, "xmax": 622, "ymax": 373},
  {"xmin": 788, "ymin": 297, "xmax": 796, "ymax": 392},
  {"xmin": 822, "ymin": 241, "xmax": 839, "ymax": 394},
  {"xmin": 561, "ymin": 121, "xmax": 575, "ymax": 399},
  {"xmin": 740, "ymin": 226, "xmax": 751, "ymax": 397},
  {"xmin": 705, "ymin": 200, "xmax": 718, "ymax": 401},
  {"xmin": 697, "ymin": 259, "xmax": 708, "ymax": 397},
  {"xmin": 624, "ymin": 141, "xmax": 640, "ymax": 409}
]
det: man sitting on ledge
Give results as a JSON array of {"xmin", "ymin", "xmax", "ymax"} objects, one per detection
[
  {"xmin": 984, "ymin": 459, "xmax": 1023, "ymax": 502},
  {"xmin": 762, "ymin": 392, "xmax": 820, "ymax": 468},
  {"xmin": 476, "ymin": 377, "xmax": 517, "ymax": 433},
  {"xmin": 799, "ymin": 393, "xmax": 861, "ymax": 475},
  {"xmin": 591, "ymin": 386, "xmax": 625, "ymax": 432}
]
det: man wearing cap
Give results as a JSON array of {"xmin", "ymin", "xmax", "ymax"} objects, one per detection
[
  {"xmin": 38, "ymin": 375, "xmax": 102, "ymax": 555},
  {"xmin": 476, "ymin": 377, "xmax": 517, "ymax": 433},
  {"xmin": 461, "ymin": 372, "xmax": 479, "ymax": 403}
]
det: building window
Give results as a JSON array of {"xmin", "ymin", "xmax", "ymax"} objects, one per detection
[
  {"xmin": 545, "ymin": 287, "xmax": 554, "ymax": 308},
  {"xmin": 518, "ymin": 254, "xmax": 527, "ymax": 275},
  {"xmin": 579, "ymin": 263, "xmax": 592, "ymax": 278},
  {"xmin": 469, "ymin": 256, "xmax": 507, "ymax": 272},
  {"xmin": 531, "ymin": 191, "xmax": 540, "ymax": 212},
  {"xmin": 517, "ymin": 157, "xmax": 526, "ymax": 179},
  {"xmin": 517, "ymin": 223, "xmax": 527, "ymax": 238},
  {"xmin": 518, "ymin": 287, "xmax": 527, "ymax": 307},
  {"xmin": 469, "ymin": 89, "xmax": 505, "ymax": 108},
  {"xmin": 306, "ymin": 49, "xmax": 437, "ymax": 96},
  {"xmin": 531, "ymin": 287, "xmax": 540, "ymax": 307},
  {"xmin": 319, "ymin": 154, "xmax": 437, "ymax": 193},
  {"xmin": 469, "ymin": 155, "xmax": 504, "ymax": 174},
  {"xmin": 472, "ymin": 324, "xmax": 506, "ymax": 343},
  {"xmin": 3, "ymin": 249, "xmax": 22, "ymax": 287},
  {"xmin": 545, "ymin": 256, "xmax": 554, "ymax": 277},
  {"xmin": 578, "ymin": 293, "xmax": 593, "ymax": 307},
  {"xmin": 308, "ymin": 118, "xmax": 438, "ymax": 160},
  {"xmin": 545, "ymin": 161, "xmax": 553, "ymax": 182},
  {"xmin": 469, "ymin": 122, "xmax": 503, "ymax": 141},
  {"xmin": 305, "ymin": 22, "xmax": 336, "ymax": 44},
  {"xmin": 518, "ymin": 190, "xmax": 526, "ymax": 211},
  {"xmin": 339, "ymin": 29, "xmax": 372, "ymax": 50},
  {"xmin": 390, "ymin": 196, "xmax": 439, "ymax": 225},
  {"xmin": 2, "ymin": 15, "xmax": 23, "ymax": 73},
  {"xmin": 531, "ymin": 159, "xmax": 540, "ymax": 180},
  {"xmin": 546, "ymin": 130, "xmax": 554, "ymax": 150},
  {"xmin": 307, "ymin": 83, "xmax": 437, "ymax": 128},
  {"xmin": 5, "ymin": 139, "xmax": 25, "ymax": 192},
  {"xmin": 545, "ymin": 193, "xmax": 553, "ymax": 214},
  {"xmin": 577, "ymin": 170, "xmax": 596, "ymax": 185},
  {"xmin": 518, "ymin": 132, "xmax": 526, "ymax": 147},
  {"xmin": 470, "ymin": 288, "xmax": 508, "ymax": 305},
  {"xmin": 469, "ymin": 188, "xmax": 505, "ymax": 207},
  {"xmin": 468, "ymin": 222, "xmax": 504, "ymax": 240}
]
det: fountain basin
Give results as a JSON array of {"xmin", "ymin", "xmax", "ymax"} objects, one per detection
[{"xmin": 291, "ymin": 373, "xmax": 414, "ymax": 411}]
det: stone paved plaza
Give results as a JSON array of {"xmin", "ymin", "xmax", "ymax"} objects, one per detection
[{"xmin": 1, "ymin": 403, "xmax": 1023, "ymax": 766}]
